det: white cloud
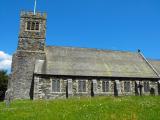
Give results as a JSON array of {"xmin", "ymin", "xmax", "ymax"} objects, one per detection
[{"xmin": 0, "ymin": 51, "xmax": 12, "ymax": 70}]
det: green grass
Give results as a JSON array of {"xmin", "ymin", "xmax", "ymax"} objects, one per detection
[{"xmin": 0, "ymin": 96, "xmax": 160, "ymax": 120}]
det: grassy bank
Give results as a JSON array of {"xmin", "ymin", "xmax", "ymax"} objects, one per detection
[{"xmin": 0, "ymin": 96, "xmax": 160, "ymax": 120}]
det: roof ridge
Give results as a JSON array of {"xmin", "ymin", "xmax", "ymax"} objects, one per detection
[{"xmin": 46, "ymin": 45, "xmax": 136, "ymax": 54}]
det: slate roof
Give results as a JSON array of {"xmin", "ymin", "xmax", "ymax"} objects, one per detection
[
  {"xmin": 149, "ymin": 60, "xmax": 160, "ymax": 75},
  {"xmin": 34, "ymin": 46, "xmax": 160, "ymax": 78}
]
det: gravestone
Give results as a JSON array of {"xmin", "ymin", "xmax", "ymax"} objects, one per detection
[{"xmin": 5, "ymin": 89, "xmax": 13, "ymax": 107}]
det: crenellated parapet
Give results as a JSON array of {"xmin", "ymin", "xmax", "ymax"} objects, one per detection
[{"xmin": 20, "ymin": 11, "xmax": 47, "ymax": 20}]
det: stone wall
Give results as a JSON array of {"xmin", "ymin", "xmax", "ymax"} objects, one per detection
[
  {"xmin": 10, "ymin": 51, "xmax": 45, "ymax": 99},
  {"xmin": 33, "ymin": 76, "xmax": 159, "ymax": 100},
  {"xmin": 34, "ymin": 76, "xmax": 66, "ymax": 99},
  {"xmin": 18, "ymin": 38, "xmax": 45, "ymax": 51}
]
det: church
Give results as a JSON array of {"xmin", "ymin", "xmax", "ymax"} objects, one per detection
[{"xmin": 7, "ymin": 11, "xmax": 160, "ymax": 100}]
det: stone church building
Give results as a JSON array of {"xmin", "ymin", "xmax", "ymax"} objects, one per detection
[{"xmin": 8, "ymin": 11, "xmax": 160, "ymax": 100}]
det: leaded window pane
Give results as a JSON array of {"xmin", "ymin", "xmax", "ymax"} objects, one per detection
[
  {"xmin": 124, "ymin": 81, "xmax": 130, "ymax": 92},
  {"xmin": 27, "ymin": 21, "xmax": 31, "ymax": 30},
  {"xmin": 26, "ymin": 21, "xmax": 40, "ymax": 31},
  {"xmin": 52, "ymin": 79, "xmax": 60, "ymax": 92},
  {"xmin": 31, "ymin": 22, "xmax": 35, "ymax": 30},
  {"xmin": 144, "ymin": 82, "xmax": 150, "ymax": 92},
  {"xmin": 102, "ymin": 81, "xmax": 109, "ymax": 92},
  {"xmin": 78, "ymin": 80, "xmax": 86, "ymax": 92},
  {"xmin": 35, "ymin": 22, "xmax": 39, "ymax": 30}
]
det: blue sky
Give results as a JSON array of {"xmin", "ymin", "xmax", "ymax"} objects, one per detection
[{"xmin": 0, "ymin": 0, "xmax": 160, "ymax": 70}]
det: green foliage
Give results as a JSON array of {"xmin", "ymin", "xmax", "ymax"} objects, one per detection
[
  {"xmin": 0, "ymin": 96, "xmax": 160, "ymax": 120},
  {"xmin": 0, "ymin": 70, "xmax": 8, "ymax": 101}
]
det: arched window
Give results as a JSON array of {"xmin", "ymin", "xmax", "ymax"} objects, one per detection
[
  {"xmin": 144, "ymin": 81, "xmax": 150, "ymax": 92},
  {"xmin": 52, "ymin": 79, "xmax": 60, "ymax": 92},
  {"xmin": 102, "ymin": 81, "xmax": 109, "ymax": 92},
  {"xmin": 124, "ymin": 81, "xmax": 131, "ymax": 92},
  {"xmin": 27, "ymin": 21, "xmax": 31, "ymax": 30},
  {"xmin": 35, "ymin": 22, "xmax": 39, "ymax": 30},
  {"xmin": 78, "ymin": 80, "xmax": 86, "ymax": 92}
]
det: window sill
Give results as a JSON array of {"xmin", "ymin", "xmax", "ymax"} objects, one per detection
[{"xmin": 50, "ymin": 92, "xmax": 65, "ymax": 94}]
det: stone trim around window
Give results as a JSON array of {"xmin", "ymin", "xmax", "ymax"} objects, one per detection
[
  {"xmin": 144, "ymin": 81, "xmax": 150, "ymax": 92},
  {"xmin": 50, "ymin": 78, "xmax": 61, "ymax": 93},
  {"xmin": 124, "ymin": 81, "xmax": 131, "ymax": 92},
  {"xmin": 102, "ymin": 80, "xmax": 110, "ymax": 92},
  {"xmin": 77, "ymin": 80, "xmax": 88, "ymax": 93},
  {"xmin": 100, "ymin": 79, "xmax": 112, "ymax": 93},
  {"xmin": 25, "ymin": 21, "xmax": 41, "ymax": 32}
]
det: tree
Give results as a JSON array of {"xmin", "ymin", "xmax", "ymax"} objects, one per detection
[{"xmin": 0, "ymin": 70, "xmax": 8, "ymax": 101}]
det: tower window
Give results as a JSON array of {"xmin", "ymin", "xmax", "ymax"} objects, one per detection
[
  {"xmin": 35, "ymin": 22, "xmax": 39, "ymax": 30},
  {"xmin": 27, "ymin": 21, "xmax": 31, "ymax": 30},
  {"xmin": 31, "ymin": 22, "xmax": 35, "ymax": 30},
  {"xmin": 26, "ymin": 21, "xmax": 40, "ymax": 31}
]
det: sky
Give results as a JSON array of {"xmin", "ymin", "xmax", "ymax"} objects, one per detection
[{"xmin": 0, "ymin": 0, "xmax": 160, "ymax": 71}]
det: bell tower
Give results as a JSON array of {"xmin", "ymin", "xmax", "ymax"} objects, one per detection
[
  {"xmin": 8, "ymin": 11, "xmax": 47, "ymax": 99},
  {"xmin": 18, "ymin": 11, "xmax": 47, "ymax": 51}
]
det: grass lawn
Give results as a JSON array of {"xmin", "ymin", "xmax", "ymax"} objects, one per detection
[{"xmin": 0, "ymin": 96, "xmax": 160, "ymax": 120}]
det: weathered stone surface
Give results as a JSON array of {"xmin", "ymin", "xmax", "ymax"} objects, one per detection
[{"xmin": 10, "ymin": 51, "xmax": 45, "ymax": 99}]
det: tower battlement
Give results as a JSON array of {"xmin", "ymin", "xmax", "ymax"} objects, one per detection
[{"xmin": 20, "ymin": 11, "xmax": 47, "ymax": 19}]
